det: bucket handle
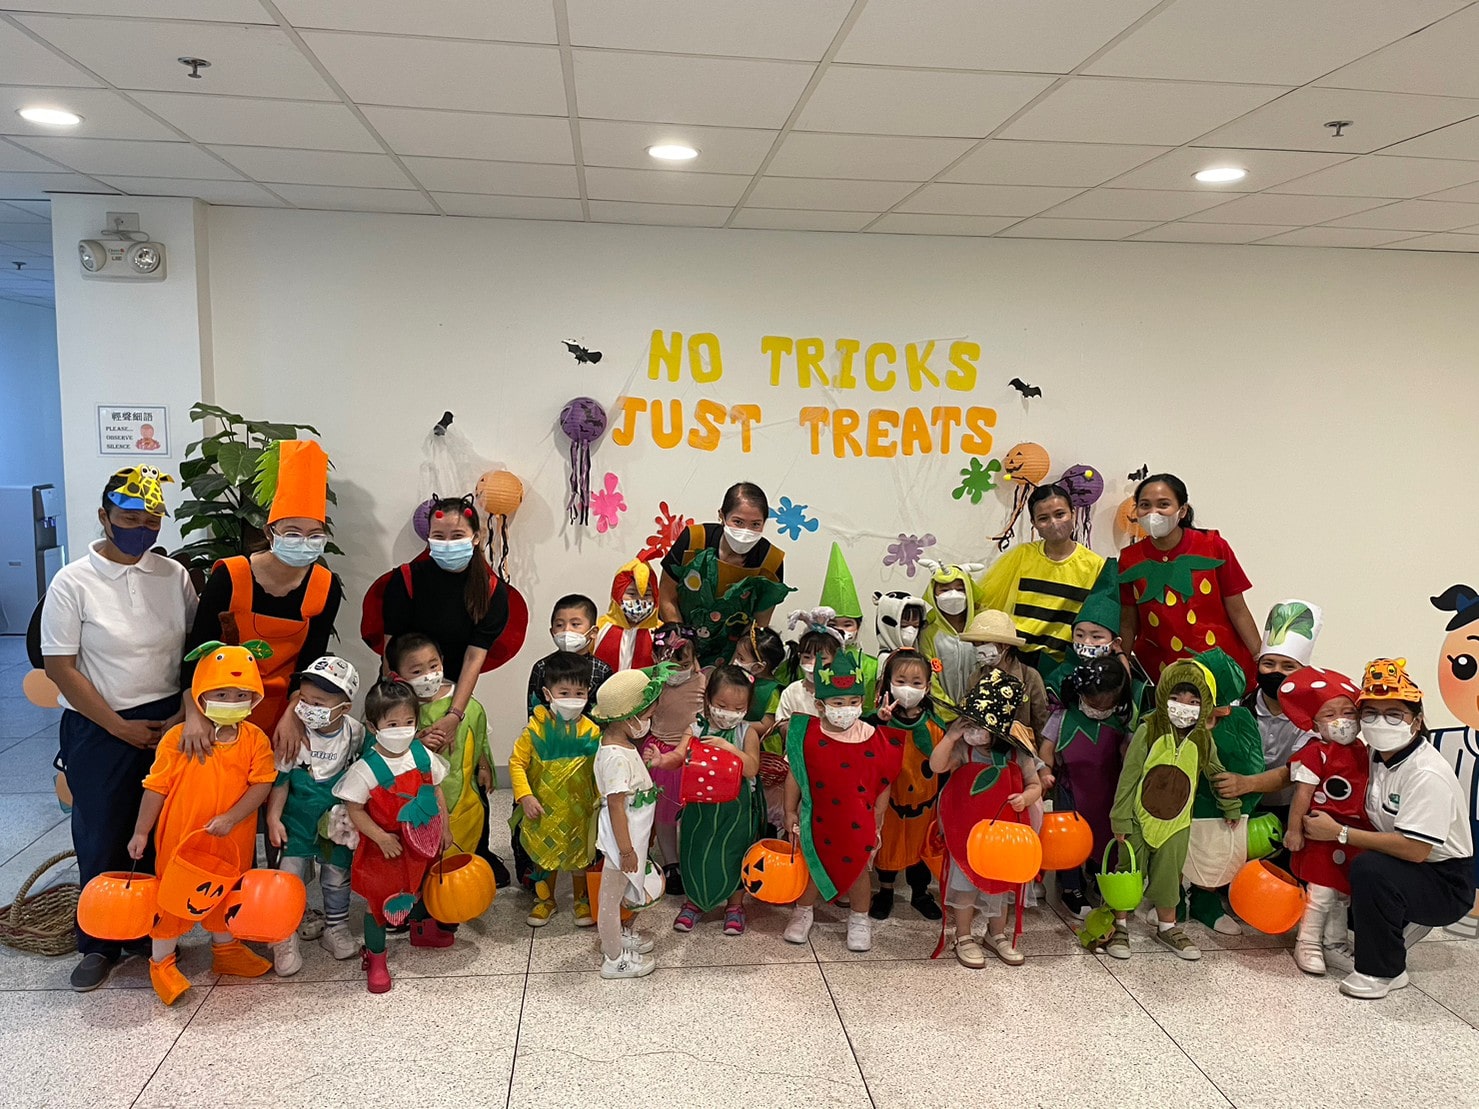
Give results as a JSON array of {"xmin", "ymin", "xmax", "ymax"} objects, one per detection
[
  {"xmin": 434, "ymin": 838, "xmax": 474, "ymax": 884},
  {"xmin": 177, "ymin": 826, "xmax": 243, "ymax": 874},
  {"xmin": 1101, "ymin": 837, "xmax": 1138, "ymax": 874}
]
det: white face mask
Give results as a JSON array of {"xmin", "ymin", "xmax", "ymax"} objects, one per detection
[
  {"xmin": 376, "ymin": 725, "xmax": 416, "ymax": 755},
  {"xmin": 975, "ymin": 644, "xmax": 1002, "ymax": 667},
  {"xmin": 553, "ymin": 631, "xmax": 588, "ymax": 653},
  {"xmin": 800, "ymin": 660, "xmax": 816, "ymax": 676},
  {"xmin": 622, "ymin": 599, "xmax": 654, "ymax": 624},
  {"xmin": 890, "ymin": 684, "xmax": 925, "ymax": 709},
  {"xmin": 899, "ymin": 626, "xmax": 920, "ymax": 647},
  {"xmin": 1140, "ymin": 512, "xmax": 1179, "ymax": 540},
  {"xmin": 824, "ymin": 705, "xmax": 862, "ymax": 730},
  {"xmin": 1361, "ymin": 719, "xmax": 1415, "ymax": 753},
  {"xmin": 409, "ymin": 671, "xmax": 445, "ymax": 699},
  {"xmin": 1167, "ymin": 701, "xmax": 1201, "ymax": 730},
  {"xmin": 962, "ymin": 725, "xmax": 989, "ymax": 747},
  {"xmin": 935, "ymin": 591, "xmax": 967, "ymax": 616},
  {"xmin": 628, "ymin": 716, "xmax": 652, "ymax": 739},
  {"xmin": 1321, "ymin": 717, "xmax": 1360, "ymax": 746},
  {"xmin": 1081, "ymin": 703, "xmax": 1116, "ymax": 721},
  {"xmin": 666, "ymin": 667, "xmax": 695, "ymax": 687},
  {"xmin": 723, "ymin": 525, "xmax": 762, "ymax": 554},
  {"xmin": 294, "ymin": 701, "xmax": 337, "ymax": 732},
  {"xmin": 707, "ymin": 707, "xmax": 745, "ymax": 730},
  {"xmin": 550, "ymin": 697, "xmax": 586, "ymax": 721}
]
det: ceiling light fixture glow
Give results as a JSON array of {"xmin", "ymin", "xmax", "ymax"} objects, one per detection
[
  {"xmin": 647, "ymin": 143, "xmax": 698, "ymax": 162},
  {"xmin": 1193, "ymin": 166, "xmax": 1247, "ymax": 184},
  {"xmin": 18, "ymin": 106, "xmax": 81, "ymax": 126}
]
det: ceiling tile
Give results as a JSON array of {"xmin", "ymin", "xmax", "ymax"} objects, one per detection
[
  {"xmin": 572, "ymin": 50, "xmax": 814, "ymax": 129},
  {"xmin": 276, "ymin": 0, "xmax": 556, "ymax": 42},
  {"xmin": 0, "ymin": 170, "xmax": 116, "ymax": 197},
  {"xmin": 301, "ymin": 31, "xmax": 566, "ymax": 114},
  {"xmin": 897, "ymin": 182, "xmax": 1083, "ymax": 216},
  {"xmin": 0, "ymin": 87, "xmax": 178, "ymax": 141},
  {"xmin": 433, "ymin": 193, "xmax": 583, "ymax": 219},
  {"xmin": 131, "ymin": 93, "xmax": 380, "ymax": 151},
  {"xmin": 362, "ymin": 107, "xmax": 573, "ymax": 163},
  {"xmin": 0, "ymin": 201, "xmax": 51, "ymax": 219},
  {"xmin": 1086, "ymin": 0, "xmax": 1466, "ymax": 85},
  {"xmin": 1424, "ymin": 181, "xmax": 1479, "ymax": 204},
  {"xmin": 268, "ymin": 184, "xmax": 434, "ymax": 213},
  {"xmin": 584, "ymin": 167, "xmax": 750, "ymax": 206},
  {"xmin": 1039, "ymin": 187, "xmax": 1229, "ymax": 220},
  {"xmin": 868, "ymin": 214, "xmax": 1020, "ymax": 236},
  {"xmin": 1379, "ymin": 115, "xmax": 1479, "ymax": 161},
  {"xmin": 1196, "ymin": 87, "xmax": 1479, "ymax": 153},
  {"xmin": 1267, "ymin": 154, "xmax": 1479, "ymax": 197},
  {"xmin": 1317, "ymin": 5, "xmax": 1479, "ymax": 98},
  {"xmin": 208, "ymin": 145, "xmax": 407, "ymax": 186},
  {"xmin": 13, "ymin": 136, "xmax": 238, "ymax": 178},
  {"xmin": 731, "ymin": 209, "xmax": 874, "ymax": 232},
  {"xmin": 997, "ymin": 217, "xmax": 1160, "ymax": 239},
  {"xmin": 768, "ymin": 133, "xmax": 974, "ymax": 181},
  {"xmin": 1129, "ymin": 222, "xmax": 1298, "ymax": 243},
  {"xmin": 7, "ymin": 1, "xmax": 269, "ymax": 20},
  {"xmin": 401, "ymin": 157, "xmax": 578, "ymax": 197},
  {"xmin": 0, "ymin": 19, "xmax": 101, "ymax": 87},
  {"xmin": 1182, "ymin": 192, "xmax": 1387, "ymax": 223},
  {"xmin": 1258, "ymin": 226, "xmax": 1421, "ymax": 247},
  {"xmin": 588, "ymin": 200, "xmax": 729, "ymax": 227},
  {"xmin": 566, "ymin": 0, "xmax": 852, "ymax": 60},
  {"xmin": 746, "ymin": 177, "xmax": 916, "ymax": 211},
  {"xmin": 16, "ymin": 16, "xmax": 337, "ymax": 99},
  {"xmin": 577, "ymin": 120, "xmax": 774, "ymax": 174},
  {"xmin": 0, "ymin": 143, "xmax": 63, "ymax": 173},
  {"xmin": 1376, "ymin": 231, "xmax": 1479, "ymax": 251},
  {"xmin": 1106, "ymin": 147, "xmax": 1352, "ymax": 191},
  {"xmin": 837, "ymin": 0, "xmax": 1160, "ymax": 73},
  {"xmin": 100, "ymin": 175, "xmax": 283, "ymax": 205},
  {"xmin": 1000, "ymin": 78, "xmax": 1287, "ymax": 145},
  {"xmin": 795, "ymin": 68, "xmax": 1054, "ymax": 137},
  {"xmin": 0, "ymin": 219, "xmax": 53, "ymax": 241},
  {"xmin": 942, "ymin": 140, "xmax": 1169, "ymax": 186},
  {"xmin": 1323, "ymin": 198, "xmax": 1479, "ymax": 230}
]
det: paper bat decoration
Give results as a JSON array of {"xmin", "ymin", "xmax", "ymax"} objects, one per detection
[
  {"xmin": 562, "ymin": 341, "xmax": 603, "ymax": 364},
  {"xmin": 1128, "ymin": 464, "xmax": 1149, "ymax": 481},
  {"xmin": 1007, "ymin": 377, "xmax": 1042, "ymax": 398}
]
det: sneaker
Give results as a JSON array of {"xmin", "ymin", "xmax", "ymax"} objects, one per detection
[
  {"xmin": 846, "ymin": 911, "xmax": 872, "ymax": 952},
  {"xmin": 910, "ymin": 891, "xmax": 943, "ymax": 922},
  {"xmin": 272, "ymin": 933, "xmax": 302, "ymax": 977},
  {"xmin": 623, "ymin": 929, "xmax": 655, "ymax": 955},
  {"xmin": 1153, "ymin": 926, "xmax": 1202, "ymax": 961},
  {"xmin": 672, "ymin": 901, "xmax": 701, "ymax": 933},
  {"xmin": 600, "ymin": 951, "xmax": 655, "ymax": 979},
  {"xmin": 1339, "ymin": 969, "xmax": 1409, "ymax": 999},
  {"xmin": 783, "ymin": 905, "xmax": 815, "ymax": 945},
  {"xmin": 989, "ymin": 931, "xmax": 1025, "ymax": 966},
  {"xmin": 320, "ymin": 924, "xmax": 358, "ymax": 960},
  {"xmin": 1060, "ymin": 889, "xmax": 1091, "ymax": 919},
  {"xmin": 1104, "ymin": 924, "xmax": 1131, "ymax": 960},
  {"xmin": 526, "ymin": 899, "xmax": 556, "ymax": 927},
  {"xmin": 1212, "ymin": 913, "xmax": 1243, "ymax": 937},
  {"xmin": 955, "ymin": 936, "xmax": 987, "ymax": 969},
  {"xmin": 573, "ymin": 897, "xmax": 595, "ymax": 928},
  {"xmin": 297, "ymin": 907, "xmax": 326, "ymax": 940},
  {"xmin": 1293, "ymin": 941, "xmax": 1326, "ymax": 976},
  {"xmin": 869, "ymin": 887, "xmax": 895, "ymax": 920},
  {"xmin": 1444, "ymin": 915, "xmax": 1479, "ymax": 939},
  {"xmin": 1324, "ymin": 944, "xmax": 1355, "ymax": 976},
  {"xmin": 70, "ymin": 952, "xmax": 114, "ymax": 992},
  {"xmin": 1404, "ymin": 923, "xmax": 1432, "ymax": 948},
  {"xmin": 723, "ymin": 906, "xmax": 746, "ymax": 936}
]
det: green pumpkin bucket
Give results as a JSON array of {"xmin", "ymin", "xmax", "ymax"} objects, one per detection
[
  {"xmin": 1245, "ymin": 812, "xmax": 1284, "ymax": 861},
  {"xmin": 1095, "ymin": 839, "xmax": 1144, "ymax": 912}
]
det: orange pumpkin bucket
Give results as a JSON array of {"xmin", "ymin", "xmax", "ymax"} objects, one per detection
[
  {"xmin": 740, "ymin": 838, "xmax": 810, "ymax": 905},
  {"xmin": 422, "ymin": 853, "xmax": 496, "ymax": 924},
  {"xmin": 1229, "ymin": 859, "xmax": 1306, "ymax": 934},
  {"xmin": 212, "ymin": 869, "xmax": 307, "ymax": 944},
  {"xmin": 77, "ymin": 867, "xmax": 160, "ymax": 941},
  {"xmin": 966, "ymin": 815, "xmax": 1042, "ymax": 885},
  {"xmin": 1038, "ymin": 811, "xmax": 1094, "ymax": 872},
  {"xmin": 157, "ymin": 829, "xmax": 242, "ymax": 921}
]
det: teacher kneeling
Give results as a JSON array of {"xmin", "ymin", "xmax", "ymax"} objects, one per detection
[{"xmin": 1304, "ymin": 658, "xmax": 1473, "ymax": 1000}]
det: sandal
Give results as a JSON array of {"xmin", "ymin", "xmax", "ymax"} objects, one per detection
[
  {"xmin": 723, "ymin": 905, "xmax": 746, "ymax": 936},
  {"xmin": 673, "ymin": 900, "xmax": 701, "ymax": 932}
]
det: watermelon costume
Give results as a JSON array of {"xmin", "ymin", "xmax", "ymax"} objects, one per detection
[
  {"xmin": 351, "ymin": 742, "xmax": 444, "ymax": 925},
  {"xmin": 679, "ymin": 723, "xmax": 765, "ymax": 912},
  {"xmin": 872, "ymin": 710, "xmax": 945, "ymax": 872},
  {"xmin": 508, "ymin": 706, "xmax": 601, "ymax": 873}
]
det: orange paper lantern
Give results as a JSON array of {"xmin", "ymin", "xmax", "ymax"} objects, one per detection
[
  {"xmin": 1002, "ymin": 442, "xmax": 1051, "ymax": 485},
  {"xmin": 1114, "ymin": 496, "xmax": 1146, "ymax": 546},
  {"xmin": 966, "ymin": 817, "xmax": 1042, "ymax": 885},
  {"xmin": 22, "ymin": 669, "xmax": 59, "ymax": 709},
  {"xmin": 1229, "ymin": 859, "xmax": 1306, "ymax": 934},
  {"xmin": 214, "ymin": 869, "xmax": 308, "ymax": 944},
  {"xmin": 77, "ymin": 871, "xmax": 160, "ymax": 941},
  {"xmin": 475, "ymin": 470, "xmax": 523, "ymax": 517},
  {"xmin": 422, "ymin": 853, "xmax": 496, "ymax": 924},
  {"xmin": 1038, "ymin": 811, "xmax": 1094, "ymax": 872},
  {"xmin": 740, "ymin": 838, "xmax": 810, "ymax": 905}
]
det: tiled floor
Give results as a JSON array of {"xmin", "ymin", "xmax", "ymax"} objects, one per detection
[{"xmin": 3, "ymin": 634, "xmax": 1479, "ymax": 1108}]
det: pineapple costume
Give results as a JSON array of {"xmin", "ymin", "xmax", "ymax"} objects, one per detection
[
  {"xmin": 418, "ymin": 693, "xmax": 491, "ymax": 854},
  {"xmin": 508, "ymin": 706, "xmax": 601, "ymax": 873}
]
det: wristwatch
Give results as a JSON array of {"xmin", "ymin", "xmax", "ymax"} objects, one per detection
[{"xmin": 1337, "ymin": 825, "xmax": 1350, "ymax": 845}]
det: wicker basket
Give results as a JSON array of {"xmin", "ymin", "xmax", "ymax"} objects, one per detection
[{"xmin": 0, "ymin": 851, "xmax": 80, "ymax": 957}]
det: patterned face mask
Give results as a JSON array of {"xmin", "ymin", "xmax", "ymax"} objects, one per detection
[{"xmin": 1167, "ymin": 701, "xmax": 1200, "ymax": 729}]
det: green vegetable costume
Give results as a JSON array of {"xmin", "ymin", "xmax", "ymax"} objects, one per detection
[
  {"xmin": 678, "ymin": 721, "xmax": 765, "ymax": 912},
  {"xmin": 676, "ymin": 547, "xmax": 794, "ymax": 666},
  {"xmin": 819, "ymin": 542, "xmax": 880, "ymax": 712},
  {"xmin": 1045, "ymin": 559, "xmax": 1152, "ymax": 720},
  {"xmin": 278, "ymin": 760, "xmax": 354, "ymax": 869}
]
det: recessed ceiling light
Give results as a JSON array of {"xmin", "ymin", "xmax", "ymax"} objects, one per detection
[
  {"xmin": 1193, "ymin": 166, "xmax": 1247, "ymax": 184},
  {"xmin": 18, "ymin": 106, "xmax": 82, "ymax": 126},
  {"xmin": 647, "ymin": 143, "xmax": 698, "ymax": 162}
]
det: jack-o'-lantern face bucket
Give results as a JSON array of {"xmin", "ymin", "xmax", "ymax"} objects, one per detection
[
  {"xmin": 205, "ymin": 869, "xmax": 308, "ymax": 944},
  {"xmin": 740, "ymin": 839, "xmax": 810, "ymax": 904},
  {"xmin": 157, "ymin": 830, "xmax": 241, "ymax": 921}
]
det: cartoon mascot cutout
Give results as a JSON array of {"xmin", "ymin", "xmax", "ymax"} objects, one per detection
[{"xmin": 1431, "ymin": 585, "xmax": 1479, "ymax": 936}]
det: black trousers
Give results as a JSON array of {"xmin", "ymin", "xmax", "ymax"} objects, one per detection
[
  {"xmin": 59, "ymin": 695, "xmax": 180, "ymax": 957},
  {"xmin": 1351, "ymin": 850, "xmax": 1472, "ymax": 978}
]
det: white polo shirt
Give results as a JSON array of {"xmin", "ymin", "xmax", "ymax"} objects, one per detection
[
  {"xmin": 1253, "ymin": 693, "xmax": 1313, "ymax": 807},
  {"xmin": 40, "ymin": 540, "xmax": 198, "ymax": 711},
  {"xmin": 1366, "ymin": 740, "xmax": 1474, "ymax": 863}
]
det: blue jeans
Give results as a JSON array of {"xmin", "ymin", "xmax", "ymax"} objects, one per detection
[{"xmin": 278, "ymin": 855, "xmax": 350, "ymax": 928}]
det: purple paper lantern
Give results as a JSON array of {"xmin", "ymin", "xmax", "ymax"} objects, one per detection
[
  {"xmin": 412, "ymin": 497, "xmax": 437, "ymax": 541},
  {"xmin": 1059, "ymin": 464, "xmax": 1105, "ymax": 546},
  {"xmin": 560, "ymin": 397, "xmax": 608, "ymax": 527}
]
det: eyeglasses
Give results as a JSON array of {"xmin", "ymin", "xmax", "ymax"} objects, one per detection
[{"xmin": 1360, "ymin": 709, "xmax": 1413, "ymax": 726}]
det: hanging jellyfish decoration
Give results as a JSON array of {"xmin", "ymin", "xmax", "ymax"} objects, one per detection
[
  {"xmin": 475, "ymin": 470, "xmax": 523, "ymax": 578},
  {"xmin": 991, "ymin": 441, "xmax": 1051, "ymax": 551},
  {"xmin": 560, "ymin": 396, "xmax": 607, "ymax": 527},
  {"xmin": 1058, "ymin": 463, "xmax": 1105, "ymax": 546}
]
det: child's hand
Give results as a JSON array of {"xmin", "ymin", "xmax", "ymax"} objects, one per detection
[
  {"xmin": 785, "ymin": 812, "xmax": 801, "ymax": 849},
  {"xmin": 618, "ymin": 847, "xmax": 639, "ymax": 874},
  {"xmin": 476, "ymin": 763, "xmax": 493, "ymax": 790},
  {"xmin": 375, "ymin": 831, "xmax": 403, "ymax": 859},
  {"xmin": 127, "ymin": 833, "xmax": 148, "ymax": 860},
  {"xmin": 204, "ymin": 814, "xmax": 234, "ymax": 836},
  {"xmin": 1284, "ymin": 827, "xmax": 1305, "ymax": 853},
  {"xmin": 1114, "ymin": 832, "xmax": 1128, "ymax": 844},
  {"xmin": 267, "ymin": 818, "xmax": 287, "ymax": 848},
  {"xmin": 1006, "ymin": 792, "xmax": 1028, "ymax": 812},
  {"xmin": 520, "ymin": 796, "xmax": 545, "ymax": 821},
  {"xmin": 875, "ymin": 693, "xmax": 895, "ymax": 724},
  {"xmin": 421, "ymin": 714, "xmax": 459, "ymax": 752},
  {"xmin": 1039, "ymin": 768, "xmax": 1056, "ymax": 792},
  {"xmin": 1223, "ymin": 816, "xmax": 1239, "ymax": 827}
]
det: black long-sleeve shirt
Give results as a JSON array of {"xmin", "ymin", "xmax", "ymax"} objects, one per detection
[{"xmin": 380, "ymin": 558, "xmax": 508, "ymax": 672}]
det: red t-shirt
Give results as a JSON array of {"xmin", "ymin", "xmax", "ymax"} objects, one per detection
[{"xmin": 1118, "ymin": 528, "xmax": 1253, "ymax": 690}]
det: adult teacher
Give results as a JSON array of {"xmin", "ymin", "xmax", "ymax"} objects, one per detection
[
  {"xmin": 658, "ymin": 482, "xmax": 792, "ymax": 666},
  {"xmin": 1304, "ymin": 658, "xmax": 1473, "ymax": 1000},
  {"xmin": 182, "ymin": 440, "xmax": 342, "ymax": 762},
  {"xmin": 42, "ymin": 467, "xmax": 197, "ymax": 991}
]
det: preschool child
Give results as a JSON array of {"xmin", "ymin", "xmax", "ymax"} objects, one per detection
[
  {"xmin": 874, "ymin": 589, "xmax": 927, "ymax": 670},
  {"xmin": 868, "ymin": 648, "xmax": 945, "ymax": 921},
  {"xmin": 962, "ymin": 609, "xmax": 1049, "ymax": 740},
  {"xmin": 731, "ymin": 623, "xmax": 785, "ymax": 731},
  {"xmin": 527, "ymin": 594, "xmax": 613, "ymax": 713},
  {"xmin": 820, "ymin": 542, "xmax": 880, "ymax": 712},
  {"xmin": 646, "ymin": 623, "xmax": 708, "ymax": 894},
  {"xmin": 675, "ymin": 664, "xmax": 764, "ymax": 934},
  {"xmin": 919, "ymin": 560, "xmax": 986, "ymax": 717},
  {"xmin": 773, "ymin": 613, "xmax": 844, "ymax": 733},
  {"xmin": 129, "ymin": 642, "xmax": 279, "ymax": 1006},
  {"xmin": 589, "ymin": 666, "xmax": 669, "ymax": 979},
  {"xmin": 333, "ymin": 679, "xmax": 452, "ymax": 993},
  {"xmin": 1279, "ymin": 666, "xmax": 1367, "ymax": 975},
  {"xmin": 592, "ymin": 557, "xmax": 661, "ymax": 671},
  {"xmin": 509, "ymin": 650, "xmax": 602, "ymax": 928},
  {"xmin": 783, "ymin": 652, "xmax": 904, "ymax": 952},
  {"xmin": 265, "ymin": 655, "xmax": 364, "ymax": 975},
  {"xmin": 1107, "ymin": 660, "xmax": 1241, "ymax": 962},
  {"xmin": 929, "ymin": 669, "xmax": 1042, "ymax": 968}
]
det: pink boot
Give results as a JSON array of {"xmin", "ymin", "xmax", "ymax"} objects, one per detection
[
  {"xmin": 361, "ymin": 947, "xmax": 392, "ymax": 994},
  {"xmin": 410, "ymin": 919, "xmax": 456, "ymax": 949}
]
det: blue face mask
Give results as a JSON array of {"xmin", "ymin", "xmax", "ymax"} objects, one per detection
[
  {"xmin": 429, "ymin": 537, "xmax": 475, "ymax": 572},
  {"xmin": 109, "ymin": 523, "xmax": 159, "ymax": 558},
  {"xmin": 271, "ymin": 533, "xmax": 327, "ymax": 567}
]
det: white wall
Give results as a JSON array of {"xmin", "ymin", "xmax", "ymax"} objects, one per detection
[
  {"xmin": 0, "ymin": 297, "xmax": 66, "ymax": 548},
  {"xmin": 200, "ymin": 207, "xmax": 1479, "ymax": 754}
]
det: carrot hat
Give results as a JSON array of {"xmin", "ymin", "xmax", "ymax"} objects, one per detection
[
  {"xmin": 254, "ymin": 439, "xmax": 329, "ymax": 524},
  {"xmin": 186, "ymin": 640, "xmax": 273, "ymax": 706}
]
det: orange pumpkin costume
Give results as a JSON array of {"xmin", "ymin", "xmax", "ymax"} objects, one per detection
[{"xmin": 872, "ymin": 711, "xmax": 946, "ymax": 872}]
